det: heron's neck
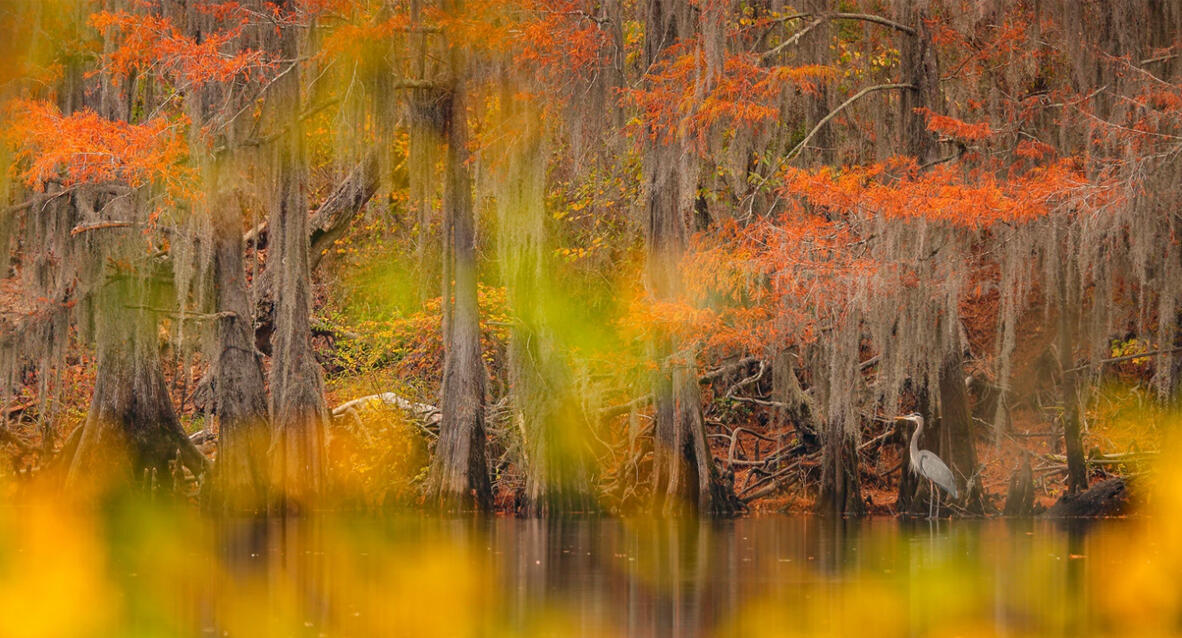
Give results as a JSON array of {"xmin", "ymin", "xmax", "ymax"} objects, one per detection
[{"xmin": 909, "ymin": 419, "xmax": 922, "ymax": 459}]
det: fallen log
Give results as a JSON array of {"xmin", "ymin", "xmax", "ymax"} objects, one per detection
[
  {"xmin": 1041, "ymin": 450, "xmax": 1157, "ymax": 465},
  {"xmin": 331, "ymin": 392, "xmax": 441, "ymax": 426},
  {"xmin": 1045, "ymin": 478, "xmax": 1130, "ymax": 517},
  {"xmin": 2, "ymin": 401, "xmax": 36, "ymax": 420}
]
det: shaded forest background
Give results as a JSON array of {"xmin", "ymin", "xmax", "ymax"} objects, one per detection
[{"xmin": 0, "ymin": 0, "xmax": 1179, "ymax": 517}]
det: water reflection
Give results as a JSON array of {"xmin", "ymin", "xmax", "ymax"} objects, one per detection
[
  {"xmin": 0, "ymin": 504, "xmax": 1153, "ymax": 637},
  {"xmin": 478, "ymin": 516, "xmax": 1136, "ymax": 637}
]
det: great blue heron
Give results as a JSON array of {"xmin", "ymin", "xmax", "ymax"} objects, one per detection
[{"xmin": 896, "ymin": 413, "xmax": 958, "ymax": 518}]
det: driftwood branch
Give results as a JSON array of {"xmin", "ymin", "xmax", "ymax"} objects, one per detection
[
  {"xmin": 739, "ymin": 453, "xmax": 819, "ymax": 502},
  {"xmin": 172, "ymin": 428, "xmax": 212, "ymax": 476},
  {"xmin": 309, "ymin": 152, "xmax": 381, "ymax": 269},
  {"xmin": 2, "ymin": 401, "xmax": 36, "ymax": 420},
  {"xmin": 1041, "ymin": 450, "xmax": 1157, "ymax": 466}
]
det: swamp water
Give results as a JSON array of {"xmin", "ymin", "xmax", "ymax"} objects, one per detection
[{"xmin": 0, "ymin": 505, "xmax": 1170, "ymax": 637}]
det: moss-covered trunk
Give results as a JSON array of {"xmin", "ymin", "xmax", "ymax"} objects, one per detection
[
  {"xmin": 643, "ymin": 0, "xmax": 739, "ymax": 518},
  {"xmin": 426, "ymin": 7, "xmax": 491, "ymax": 510},
  {"xmin": 67, "ymin": 277, "xmax": 207, "ymax": 489},
  {"xmin": 266, "ymin": 0, "xmax": 328, "ymax": 507}
]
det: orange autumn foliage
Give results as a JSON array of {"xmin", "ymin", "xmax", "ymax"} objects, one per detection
[
  {"xmin": 513, "ymin": 0, "xmax": 609, "ymax": 78},
  {"xmin": 783, "ymin": 157, "xmax": 1090, "ymax": 228},
  {"xmin": 629, "ymin": 212, "xmax": 871, "ymax": 359},
  {"xmin": 89, "ymin": 7, "xmax": 263, "ymax": 88},
  {"xmin": 915, "ymin": 107, "xmax": 993, "ymax": 142},
  {"xmin": 4, "ymin": 100, "xmax": 191, "ymax": 193},
  {"xmin": 623, "ymin": 36, "xmax": 835, "ymax": 145},
  {"xmin": 319, "ymin": 14, "xmax": 413, "ymax": 61}
]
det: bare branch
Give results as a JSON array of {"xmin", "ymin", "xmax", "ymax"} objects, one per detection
[
  {"xmin": 762, "ymin": 17, "xmax": 825, "ymax": 61},
  {"xmin": 827, "ymin": 12, "xmax": 915, "ymax": 35},
  {"xmin": 764, "ymin": 12, "xmax": 915, "ymax": 60},
  {"xmin": 788, "ymin": 83, "xmax": 915, "ymax": 160},
  {"xmin": 1066, "ymin": 346, "xmax": 1182, "ymax": 373}
]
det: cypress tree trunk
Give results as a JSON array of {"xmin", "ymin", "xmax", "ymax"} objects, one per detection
[
  {"xmin": 179, "ymin": 2, "xmax": 271, "ymax": 510},
  {"xmin": 1056, "ymin": 254, "xmax": 1088, "ymax": 494},
  {"xmin": 1040, "ymin": 213, "xmax": 1088, "ymax": 494},
  {"xmin": 899, "ymin": 3, "xmax": 985, "ymax": 514},
  {"xmin": 803, "ymin": 0, "xmax": 834, "ymax": 164},
  {"xmin": 938, "ymin": 351, "xmax": 985, "ymax": 513},
  {"xmin": 409, "ymin": 114, "xmax": 439, "ymax": 303},
  {"xmin": 208, "ymin": 200, "xmax": 270, "ymax": 510},
  {"xmin": 499, "ymin": 116, "xmax": 596, "ymax": 516},
  {"xmin": 816, "ymin": 424, "xmax": 865, "ymax": 517},
  {"xmin": 426, "ymin": 5, "xmax": 492, "ymax": 510},
  {"xmin": 899, "ymin": 4, "xmax": 942, "ymax": 165},
  {"xmin": 643, "ymin": 0, "xmax": 740, "ymax": 517},
  {"xmin": 643, "ymin": 0, "xmax": 684, "ymax": 516},
  {"xmin": 63, "ymin": 4, "xmax": 207, "ymax": 489},
  {"xmin": 513, "ymin": 326, "xmax": 597, "ymax": 516},
  {"xmin": 67, "ymin": 273, "xmax": 207, "ymax": 489},
  {"xmin": 670, "ymin": 367, "xmax": 742, "ymax": 515},
  {"xmin": 267, "ymin": 0, "xmax": 328, "ymax": 506}
]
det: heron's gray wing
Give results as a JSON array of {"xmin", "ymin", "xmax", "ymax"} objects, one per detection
[{"xmin": 916, "ymin": 451, "xmax": 959, "ymax": 498}]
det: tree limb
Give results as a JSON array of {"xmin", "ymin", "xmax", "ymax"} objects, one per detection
[
  {"xmin": 773, "ymin": 11, "xmax": 916, "ymax": 35},
  {"xmin": 826, "ymin": 12, "xmax": 915, "ymax": 35},
  {"xmin": 243, "ymin": 150, "xmax": 380, "ymax": 269},
  {"xmin": 70, "ymin": 221, "xmax": 136, "ymax": 236},
  {"xmin": 762, "ymin": 17, "xmax": 826, "ymax": 61},
  {"xmin": 788, "ymin": 83, "xmax": 915, "ymax": 160},
  {"xmin": 1066, "ymin": 346, "xmax": 1182, "ymax": 373},
  {"xmin": 764, "ymin": 12, "xmax": 915, "ymax": 60}
]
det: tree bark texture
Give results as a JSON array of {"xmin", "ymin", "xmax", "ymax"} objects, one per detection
[
  {"xmin": 267, "ymin": 0, "xmax": 328, "ymax": 506},
  {"xmin": 899, "ymin": 4, "xmax": 943, "ymax": 165},
  {"xmin": 937, "ymin": 351, "xmax": 985, "ymax": 513},
  {"xmin": 1055, "ymin": 223, "xmax": 1088, "ymax": 494},
  {"xmin": 67, "ymin": 274, "xmax": 207, "ymax": 489},
  {"xmin": 816, "ymin": 425, "xmax": 865, "ymax": 517},
  {"xmin": 426, "ymin": 4, "xmax": 492, "ymax": 511},
  {"xmin": 208, "ymin": 200, "xmax": 270, "ymax": 510}
]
